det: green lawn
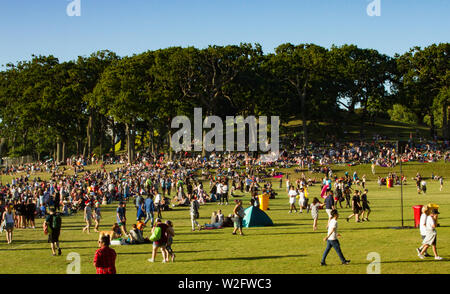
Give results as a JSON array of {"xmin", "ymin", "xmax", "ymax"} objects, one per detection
[{"xmin": 1, "ymin": 162, "xmax": 449, "ymax": 274}]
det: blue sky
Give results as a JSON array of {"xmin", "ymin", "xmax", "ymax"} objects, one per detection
[{"xmin": 0, "ymin": 0, "xmax": 449, "ymax": 67}]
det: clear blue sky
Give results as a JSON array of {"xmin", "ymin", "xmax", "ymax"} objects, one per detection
[{"xmin": 0, "ymin": 0, "xmax": 449, "ymax": 67}]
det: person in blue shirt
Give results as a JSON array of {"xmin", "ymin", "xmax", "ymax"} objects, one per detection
[
  {"xmin": 40, "ymin": 203, "xmax": 47, "ymax": 218},
  {"xmin": 144, "ymin": 195, "xmax": 155, "ymax": 227}
]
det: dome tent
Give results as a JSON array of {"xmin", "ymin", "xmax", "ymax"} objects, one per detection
[{"xmin": 241, "ymin": 206, "xmax": 274, "ymax": 228}]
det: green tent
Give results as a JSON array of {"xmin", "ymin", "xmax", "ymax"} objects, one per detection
[{"xmin": 242, "ymin": 206, "xmax": 274, "ymax": 228}]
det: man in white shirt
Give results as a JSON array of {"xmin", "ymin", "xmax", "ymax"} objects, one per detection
[
  {"xmin": 418, "ymin": 209, "xmax": 443, "ymax": 260},
  {"xmin": 321, "ymin": 210, "xmax": 350, "ymax": 266},
  {"xmin": 417, "ymin": 206, "xmax": 431, "ymax": 257},
  {"xmin": 154, "ymin": 193, "xmax": 162, "ymax": 219},
  {"xmin": 216, "ymin": 182, "xmax": 224, "ymax": 205}
]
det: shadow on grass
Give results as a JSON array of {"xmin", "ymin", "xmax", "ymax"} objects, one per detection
[
  {"xmin": 349, "ymin": 259, "xmax": 448, "ymax": 266},
  {"xmin": 250, "ymin": 231, "xmax": 318, "ymax": 236},
  {"xmin": 340, "ymin": 226, "xmax": 396, "ymax": 231},
  {"xmin": 0, "ymin": 246, "xmax": 94, "ymax": 251},
  {"xmin": 273, "ymin": 223, "xmax": 308, "ymax": 227},
  {"xmin": 177, "ymin": 254, "xmax": 306, "ymax": 263},
  {"xmin": 118, "ymin": 250, "xmax": 216, "ymax": 256}
]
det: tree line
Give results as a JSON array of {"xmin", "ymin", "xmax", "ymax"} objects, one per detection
[{"xmin": 0, "ymin": 43, "xmax": 448, "ymax": 163}]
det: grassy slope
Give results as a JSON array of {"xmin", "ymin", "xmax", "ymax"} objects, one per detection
[
  {"xmin": 283, "ymin": 112, "xmax": 432, "ymax": 142},
  {"xmin": 0, "ymin": 161, "xmax": 449, "ymax": 274}
]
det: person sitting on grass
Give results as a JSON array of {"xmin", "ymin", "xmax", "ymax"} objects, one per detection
[
  {"xmin": 127, "ymin": 224, "xmax": 146, "ymax": 244},
  {"xmin": 204, "ymin": 210, "xmax": 224, "ymax": 229}
]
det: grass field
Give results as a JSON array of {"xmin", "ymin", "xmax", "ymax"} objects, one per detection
[{"xmin": 0, "ymin": 161, "xmax": 449, "ymax": 274}]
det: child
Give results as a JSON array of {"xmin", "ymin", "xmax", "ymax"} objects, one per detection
[
  {"xmin": 288, "ymin": 186, "xmax": 298, "ymax": 213},
  {"xmin": 165, "ymin": 220, "xmax": 175, "ymax": 262},
  {"xmin": 421, "ymin": 180, "xmax": 427, "ymax": 194},
  {"xmin": 310, "ymin": 197, "xmax": 325, "ymax": 231}
]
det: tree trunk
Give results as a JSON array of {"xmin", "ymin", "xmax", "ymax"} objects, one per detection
[
  {"xmin": 442, "ymin": 104, "xmax": 449, "ymax": 140},
  {"xmin": 126, "ymin": 123, "xmax": 135, "ymax": 163},
  {"xmin": 300, "ymin": 81, "xmax": 308, "ymax": 148},
  {"xmin": 139, "ymin": 131, "xmax": 144, "ymax": 150},
  {"xmin": 430, "ymin": 113, "xmax": 436, "ymax": 139},
  {"xmin": 99, "ymin": 117, "xmax": 103, "ymax": 157},
  {"xmin": 62, "ymin": 141, "xmax": 66, "ymax": 164},
  {"xmin": 56, "ymin": 138, "xmax": 62, "ymax": 164},
  {"xmin": 168, "ymin": 128, "xmax": 173, "ymax": 161},
  {"xmin": 87, "ymin": 115, "xmax": 93, "ymax": 156},
  {"xmin": 149, "ymin": 126, "xmax": 155, "ymax": 154},
  {"xmin": 119, "ymin": 124, "xmax": 126, "ymax": 151},
  {"xmin": 111, "ymin": 118, "xmax": 115, "ymax": 156},
  {"xmin": 82, "ymin": 141, "xmax": 87, "ymax": 158}
]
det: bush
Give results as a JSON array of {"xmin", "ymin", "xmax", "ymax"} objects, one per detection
[{"xmin": 388, "ymin": 104, "xmax": 418, "ymax": 125}]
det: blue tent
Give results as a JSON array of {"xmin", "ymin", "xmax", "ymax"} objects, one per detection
[{"xmin": 242, "ymin": 206, "xmax": 274, "ymax": 228}]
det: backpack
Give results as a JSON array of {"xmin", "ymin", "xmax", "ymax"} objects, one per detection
[
  {"xmin": 43, "ymin": 221, "xmax": 48, "ymax": 235},
  {"xmin": 52, "ymin": 214, "xmax": 62, "ymax": 230},
  {"xmin": 149, "ymin": 226, "xmax": 162, "ymax": 242}
]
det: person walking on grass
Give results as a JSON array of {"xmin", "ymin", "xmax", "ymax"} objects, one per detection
[
  {"xmin": 360, "ymin": 189, "xmax": 371, "ymax": 221},
  {"xmin": 418, "ymin": 209, "xmax": 443, "ymax": 260},
  {"xmin": 310, "ymin": 197, "xmax": 325, "ymax": 231},
  {"xmin": 232, "ymin": 200, "xmax": 245, "ymax": 236},
  {"xmin": 2, "ymin": 204, "xmax": 15, "ymax": 244},
  {"xmin": 116, "ymin": 201, "xmax": 127, "ymax": 235},
  {"xmin": 94, "ymin": 235, "xmax": 117, "ymax": 274},
  {"xmin": 298, "ymin": 187, "xmax": 307, "ymax": 213},
  {"xmin": 148, "ymin": 218, "xmax": 169, "ymax": 263},
  {"xmin": 324, "ymin": 190, "xmax": 335, "ymax": 227},
  {"xmin": 439, "ymin": 177, "xmax": 443, "ymax": 191},
  {"xmin": 144, "ymin": 194, "xmax": 155, "ymax": 227},
  {"xmin": 165, "ymin": 220, "xmax": 175, "ymax": 262},
  {"xmin": 417, "ymin": 206, "xmax": 432, "ymax": 257},
  {"xmin": 93, "ymin": 202, "xmax": 101, "ymax": 233},
  {"xmin": 346, "ymin": 190, "xmax": 362, "ymax": 223},
  {"xmin": 190, "ymin": 196, "xmax": 201, "ymax": 231},
  {"xmin": 222, "ymin": 181, "xmax": 229, "ymax": 205},
  {"xmin": 45, "ymin": 208, "xmax": 62, "ymax": 256},
  {"xmin": 420, "ymin": 179, "xmax": 427, "ymax": 194},
  {"xmin": 83, "ymin": 201, "xmax": 93, "ymax": 234},
  {"xmin": 321, "ymin": 210, "xmax": 351, "ymax": 266},
  {"xmin": 288, "ymin": 186, "xmax": 298, "ymax": 213}
]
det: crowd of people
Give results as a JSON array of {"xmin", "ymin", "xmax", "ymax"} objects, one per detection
[{"xmin": 0, "ymin": 138, "xmax": 448, "ymax": 273}]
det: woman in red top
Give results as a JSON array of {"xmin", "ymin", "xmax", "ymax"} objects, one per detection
[{"xmin": 93, "ymin": 236, "xmax": 117, "ymax": 274}]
